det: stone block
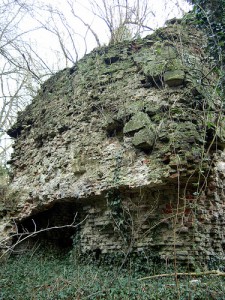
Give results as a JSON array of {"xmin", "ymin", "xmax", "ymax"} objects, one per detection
[
  {"xmin": 164, "ymin": 70, "xmax": 185, "ymax": 86},
  {"xmin": 123, "ymin": 112, "xmax": 151, "ymax": 134},
  {"xmin": 132, "ymin": 128, "xmax": 155, "ymax": 150}
]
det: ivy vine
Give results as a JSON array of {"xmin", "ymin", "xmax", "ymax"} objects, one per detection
[
  {"xmin": 188, "ymin": 0, "xmax": 225, "ymax": 95},
  {"xmin": 106, "ymin": 151, "xmax": 131, "ymax": 244}
]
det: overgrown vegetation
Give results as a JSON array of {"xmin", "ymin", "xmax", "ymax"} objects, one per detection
[
  {"xmin": 188, "ymin": 0, "xmax": 225, "ymax": 94},
  {"xmin": 1, "ymin": 2, "xmax": 225, "ymax": 299},
  {"xmin": 0, "ymin": 248, "xmax": 225, "ymax": 299}
]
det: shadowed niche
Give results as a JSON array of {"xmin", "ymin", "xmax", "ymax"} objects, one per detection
[{"xmin": 14, "ymin": 202, "xmax": 80, "ymax": 251}]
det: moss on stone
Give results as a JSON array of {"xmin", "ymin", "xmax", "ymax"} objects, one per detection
[
  {"xmin": 132, "ymin": 128, "xmax": 156, "ymax": 150},
  {"xmin": 164, "ymin": 70, "xmax": 185, "ymax": 86},
  {"xmin": 123, "ymin": 112, "xmax": 152, "ymax": 134}
]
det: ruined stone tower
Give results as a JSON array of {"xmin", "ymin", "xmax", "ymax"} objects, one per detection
[{"xmin": 1, "ymin": 20, "xmax": 225, "ymax": 267}]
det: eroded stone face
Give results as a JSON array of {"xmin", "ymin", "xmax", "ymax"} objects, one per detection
[{"xmin": 1, "ymin": 22, "xmax": 225, "ymax": 266}]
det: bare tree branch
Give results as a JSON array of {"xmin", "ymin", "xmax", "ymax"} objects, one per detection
[{"xmin": 0, "ymin": 213, "xmax": 88, "ymax": 258}]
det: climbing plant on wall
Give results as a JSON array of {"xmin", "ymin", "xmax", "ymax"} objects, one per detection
[{"xmin": 187, "ymin": 0, "xmax": 225, "ymax": 95}]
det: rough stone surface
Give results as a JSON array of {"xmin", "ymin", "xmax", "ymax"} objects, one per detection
[
  {"xmin": 1, "ymin": 21, "xmax": 225, "ymax": 267},
  {"xmin": 164, "ymin": 70, "xmax": 185, "ymax": 86}
]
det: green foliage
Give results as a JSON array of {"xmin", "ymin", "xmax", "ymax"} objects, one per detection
[
  {"xmin": 188, "ymin": 0, "xmax": 225, "ymax": 95},
  {"xmin": 0, "ymin": 249, "xmax": 225, "ymax": 299},
  {"xmin": 106, "ymin": 151, "xmax": 132, "ymax": 244},
  {"xmin": 185, "ymin": 0, "xmax": 225, "ymax": 103},
  {"xmin": 106, "ymin": 189, "xmax": 132, "ymax": 244}
]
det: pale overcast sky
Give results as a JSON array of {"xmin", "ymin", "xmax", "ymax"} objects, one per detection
[{"xmin": 20, "ymin": 0, "xmax": 192, "ymax": 69}]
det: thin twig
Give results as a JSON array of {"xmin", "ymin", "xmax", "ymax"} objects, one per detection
[
  {"xmin": 139, "ymin": 270, "xmax": 225, "ymax": 280},
  {"xmin": 0, "ymin": 214, "xmax": 88, "ymax": 259}
]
